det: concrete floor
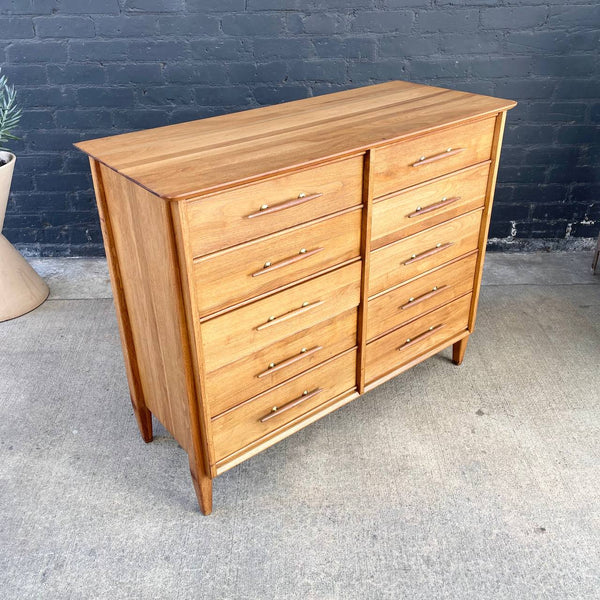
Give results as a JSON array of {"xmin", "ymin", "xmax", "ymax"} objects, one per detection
[{"xmin": 1, "ymin": 252, "xmax": 599, "ymax": 599}]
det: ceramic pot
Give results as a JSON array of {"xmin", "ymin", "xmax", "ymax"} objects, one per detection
[
  {"xmin": 0, "ymin": 151, "xmax": 16, "ymax": 230},
  {"xmin": 0, "ymin": 150, "xmax": 49, "ymax": 321}
]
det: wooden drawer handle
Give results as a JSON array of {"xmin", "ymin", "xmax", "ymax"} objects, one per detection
[
  {"xmin": 412, "ymin": 148, "xmax": 465, "ymax": 167},
  {"xmin": 407, "ymin": 196, "xmax": 461, "ymax": 218},
  {"xmin": 403, "ymin": 242, "xmax": 453, "ymax": 266},
  {"xmin": 256, "ymin": 300, "xmax": 324, "ymax": 331},
  {"xmin": 398, "ymin": 324, "xmax": 445, "ymax": 350},
  {"xmin": 246, "ymin": 192, "xmax": 323, "ymax": 219},
  {"xmin": 256, "ymin": 345, "xmax": 323, "ymax": 378},
  {"xmin": 252, "ymin": 247, "xmax": 324, "ymax": 277},
  {"xmin": 259, "ymin": 388, "xmax": 324, "ymax": 423},
  {"xmin": 400, "ymin": 285, "xmax": 448, "ymax": 310}
]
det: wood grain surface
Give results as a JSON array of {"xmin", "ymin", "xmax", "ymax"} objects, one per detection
[
  {"xmin": 211, "ymin": 350, "xmax": 357, "ymax": 462},
  {"xmin": 367, "ymin": 252, "xmax": 478, "ymax": 341},
  {"xmin": 205, "ymin": 308, "xmax": 358, "ymax": 417},
  {"xmin": 370, "ymin": 117, "xmax": 496, "ymax": 198},
  {"xmin": 80, "ymin": 81, "xmax": 515, "ymax": 514},
  {"xmin": 371, "ymin": 162, "xmax": 490, "ymax": 249},
  {"xmin": 192, "ymin": 207, "xmax": 362, "ymax": 316},
  {"xmin": 76, "ymin": 81, "xmax": 515, "ymax": 200},
  {"xmin": 200, "ymin": 262, "xmax": 361, "ymax": 372},
  {"xmin": 369, "ymin": 209, "xmax": 483, "ymax": 296},
  {"xmin": 184, "ymin": 155, "xmax": 363, "ymax": 256},
  {"xmin": 365, "ymin": 293, "xmax": 472, "ymax": 384}
]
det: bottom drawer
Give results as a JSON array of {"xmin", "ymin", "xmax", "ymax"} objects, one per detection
[
  {"xmin": 365, "ymin": 293, "xmax": 472, "ymax": 384},
  {"xmin": 211, "ymin": 349, "xmax": 357, "ymax": 463}
]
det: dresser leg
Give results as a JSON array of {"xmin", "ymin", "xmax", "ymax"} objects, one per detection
[
  {"xmin": 131, "ymin": 397, "xmax": 153, "ymax": 443},
  {"xmin": 189, "ymin": 456, "xmax": 213, "ymax": 515},
  {"xmin": 452, "ymin": 337, "xmax": 469, "ymax": 365}
]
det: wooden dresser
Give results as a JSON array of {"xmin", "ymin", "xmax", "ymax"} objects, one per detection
[{"xmin": 76, "ymin": 81, "xmax": 515, "ymax": 515}]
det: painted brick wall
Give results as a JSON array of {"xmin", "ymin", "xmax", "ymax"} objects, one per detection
[{"xmin": 1, "ymin": 0, "xmax": 598, "ymax": 256}]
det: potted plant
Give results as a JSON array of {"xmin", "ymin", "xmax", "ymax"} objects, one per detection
[{"xmin": 0, "ymin": 69, "xmax": 48, "ymax": 321}]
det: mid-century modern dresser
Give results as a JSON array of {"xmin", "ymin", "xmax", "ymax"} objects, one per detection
[{"xmin": 76, "ymin": 81, "xmax": 515, "ymax": 515}]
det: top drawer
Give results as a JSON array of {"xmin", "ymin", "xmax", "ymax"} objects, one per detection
[
  {"xmin": 371, "ymin": 117, "xmax": 496, "ymax": 198},
  {"xmin": 184, "ymin": 156, "xmax": 364, "ymax": 257}
]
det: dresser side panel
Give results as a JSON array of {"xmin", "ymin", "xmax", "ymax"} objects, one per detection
[
  {"xmin": 469, "ymin": 110, "xmax": 508, "ymax": 331},
  {"xmin": 99, "ymin": 165, "xmax": 193, "ymax": 452}
]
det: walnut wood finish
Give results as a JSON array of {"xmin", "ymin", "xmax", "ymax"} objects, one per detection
[
  {"xmin": 192, "ymin": 207, "xmax": 361, "ymax": 316},
  {"xmin": 371, "ymin": 117, "xmax": 496, "ymax": 198},
  {"xmin": 369, "ymin": 209, "xmax": 483, "ymax": 296},
  {"xmin": 78, "ymin": 81, "xmax": 514, "ymax": 514},
  {"xmin": 371, "ymin": 162, "xmax": 490, "ymax": 249},
  {"xmin": 184, "ymin": 155, "xmax": 363, "ymax": 256},
  {"xmin": 211, "ymin": 350, "xmax": 356, "ymax": 462},
  {"xmin": 200, "ymin": 262, "xmax": 361, "ymax": 373},
  {"xmin": 90, "ymin": 159, "xmax": 153, "ymax": 444},
  {"xmin": 452, "ymin": 337, "xmax": 469, "ymax": 365},
  {"xmin": 367, "ymin": 252, "xmax": 478, "ymax": 341},
  {"xmin": 468, "ymin": 111, "xmax": 508, "ymax": 333},
  {"xmin": 205, "ymin": 309, "xmax": 357, "ymax": 416},
  {"xmin": 76, "ymin": 81, "xmax": 514, "ymax": 200},
  {"xmin": 96, "ymin": 164, "xmax": 195, "ymax": 452},
  {"xmin": 365, "ymin": 294, "xmax": 472, "ymax": 384}
]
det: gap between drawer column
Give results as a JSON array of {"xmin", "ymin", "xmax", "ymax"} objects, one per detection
[{"xmin": 357, "ymin": 150, "xmax": 374, "ymax": 394}]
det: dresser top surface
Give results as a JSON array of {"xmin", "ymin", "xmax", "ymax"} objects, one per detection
[{"xmin": 76, "ymin": 80, "xmax": 515, "ymax": 201}]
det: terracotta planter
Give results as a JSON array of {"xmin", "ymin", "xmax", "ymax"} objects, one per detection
[{"xmin": 0, "ymin": 151, "xmax": 49, "ymax": 321}]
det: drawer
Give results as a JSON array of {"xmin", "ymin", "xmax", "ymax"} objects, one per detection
[
  {"xmin": 371, "ymin": 162, "xmax": 490, "ymax": 249},
  {"xmin": 185, "ymin": 155, "xmax": 364, "ymax": 257},
  {"xmin": 367, "ymin": 252, "xmax": 477, "ymax": 341},
  {"xmin": 365, "ymin": 294, "xmax": 472, "ymax": 384},
  {"xmin": 206, "ymin": 308, "xmax": 357, "ymax": 417},
  {"xmin": 212, "ymin": 350, "xmax": 357, "ymax": 462},
  {"xmin": 193, "ymin": 208, "xmax": 362, "ymax": 316},
  {"xmin": 369, "ymin": 209, "xmax": 482, "ymax": 296},
  {"xmin": 371, "ymin": 117, "xmax": 495, "ymax": 198},
  {"xmin": 201, "ymin": 261, "xmax": 361, "ymax": 373}
]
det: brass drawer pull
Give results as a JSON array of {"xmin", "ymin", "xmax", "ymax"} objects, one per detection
[
  {"xmin": 412, "ymin": 147, "xmax": 465, "ymax": 167},
  {"xmin": 252, "ymin": 247, "xmax": 324, "ymax": 277},
  {"xmin": 259, "ymin": 388, "xmax": 324, "ymax": 423},
  {"xmin": 256, "ymin": 300, "xmax": 324, "ymax": 331},
  {"xmin": 407, "ymin": 196, "xmax": 461, "ymax": 218},
  {"xmin": 246, "ymin": 193, "xmax": 323, "ymax": 219},
  {"xmin": 256, "ymin": 345, "xmax": 323, "ymax": 378},
  {"xmin": 398, "ymin": 324, "xmax": 445, "ymax": 350},
  {"xmin": 400, "ymin": 285, "xmax": 448, "ymax": 310},
  {"xmin": 403, "ymin": 242, "xmax": 453, "ymax": 265}
]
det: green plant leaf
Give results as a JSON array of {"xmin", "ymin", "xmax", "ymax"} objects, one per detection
[{"xmin": 0, "ymin": 68, "xmax": 22, "ymax": 151}]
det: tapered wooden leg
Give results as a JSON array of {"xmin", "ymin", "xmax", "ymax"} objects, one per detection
[
  {"xmin": 189, "ymin": 455, "xmax": 213, "ymax": 515},
  {"xmin": 131, "ymin": 397, "xmax": 153, "ymax": 443},
  {"xmin": 452, "ymin": 336, "xmax": 469, "ymax": 365}
]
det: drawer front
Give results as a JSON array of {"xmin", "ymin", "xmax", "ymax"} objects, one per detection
[
  {"xmin": 193, "ymin": 208, "xmax": 362, "ymax": 316},
  {"xmin": 185, "ymin": 156, "xmax": 364, "ymax": 257},
  {"xmin": 201, "ymin": 261, "xmax": 361, "ymax": 373},
  {"xmin": 369, "ymin": 209, "xmax": 482, "ymax": 296},
  {"xmin": 206, "ymin": 308, "xmax": 357, "ymax": 417},
  {"xmin": 367, "ymin": 252, "xmax": 477, "ymax": 341},
  {"xmin": 371, "ymin": 118, "xmax": 496, "ymax": 198},
  {"xmin": 212, "ymin": 350, "xmax": 357, "ymax": 462},
  {"xmin": 371, "ymin": 162, "xmax": 490, "ymax": 249},
  {"xmin": 365, "ymin": 294, "xmax": 472, "ymax": 384}
]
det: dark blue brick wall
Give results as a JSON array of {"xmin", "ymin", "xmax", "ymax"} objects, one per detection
[{"xmin": 0, "ymin": 0, "xmax": 598, "ymax": 256}]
